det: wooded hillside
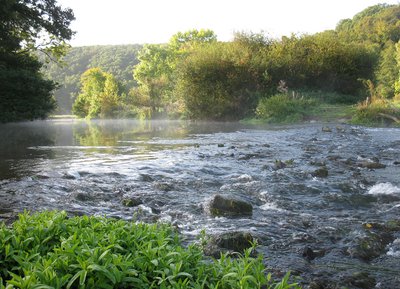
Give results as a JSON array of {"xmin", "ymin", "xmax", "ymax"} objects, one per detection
[{"xmin": 42, "ymin": 45, "xmax": 141, "ymax": 114}]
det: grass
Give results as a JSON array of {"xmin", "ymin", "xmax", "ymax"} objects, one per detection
[
  {"xmin": 255, "ymin": 94, "xmax": 318, "ymax": 123},
  {"xmin": 253, "ymin": 93, "xmax": 354, "ymax": 124},
  {"xmin": 351, "ymin": 98, "xmax": 400, "ymax": 126},
  {"xmin": 0, "ymin": 211, "xmax": 301, "ymax": 289},
  {"xmin": 307, "ymin": 103, "xmax": 354, "ymax": 123}
]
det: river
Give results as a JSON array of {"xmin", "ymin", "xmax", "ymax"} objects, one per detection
[{"xmin": 0, "ymin": 119, "xmax": 399, "ymax": 288}]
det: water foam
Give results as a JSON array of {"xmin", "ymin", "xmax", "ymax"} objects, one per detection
[
  {"xmin": 367, "ymin": 183, "xmax": 400, "ymax": 195},
  {"xmin": 387, "ymin": 238, "xmax": 400, "ymax": 257}
]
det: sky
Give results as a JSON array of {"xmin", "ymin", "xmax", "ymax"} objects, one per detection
[{"xmin": 58, "ymin": 0, "xmax": 400, "ymax": 46}]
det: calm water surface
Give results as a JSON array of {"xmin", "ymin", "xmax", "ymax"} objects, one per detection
[{"xmin": 1, "ymin": 119, "xmax": 399, "ymax": 287}]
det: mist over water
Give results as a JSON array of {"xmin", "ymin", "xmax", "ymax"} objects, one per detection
[{"xmin": 1, "ymin": 119, "xmax": 400, "ymax": 287}]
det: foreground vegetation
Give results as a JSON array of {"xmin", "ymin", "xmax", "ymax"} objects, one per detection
[{"xmin": 0, "ymin": 211, "xmax": 300, "ymax": 289}]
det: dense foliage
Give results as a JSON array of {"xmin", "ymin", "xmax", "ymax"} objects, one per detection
[
  {"xmin": 0, "ymin": 211, "xmax": 300, "ymax": 288},
  {"xmin": 130, "ymin": 29, "xmax": 218, "ymax": 118},
  {"xmin": 42, "ymin": 45, "xmax": 141, "ymax": 114},
  {"xmin": 0, "ymin": 0, "xmax": 74, "ymax": 122},
  {"xmin": 128, "ymin": 4, "xmax": 400, "ymax": 121},
  {"xmin": 72, "ymin": 68, "xmax": 123, "ymax": 118},
  {"xmin": 175, "ymin": 39, "xmax": 269, "ymax": 120},
  {"xmin": 47, "ymin": 3, "xmax": 400, "ymax": 124}
]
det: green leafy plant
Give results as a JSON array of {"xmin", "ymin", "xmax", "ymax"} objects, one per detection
[{"xmin": 0, "ymin": 211, "xmax": 301, "ymax": 288}]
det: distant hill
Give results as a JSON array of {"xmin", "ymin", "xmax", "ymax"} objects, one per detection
[{"xmin": 42, "ymin": 44, "xmax": 142, "ymax": 114}]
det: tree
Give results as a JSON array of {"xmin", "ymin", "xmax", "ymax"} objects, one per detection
[
  {"xmin": 336, "ymin": 4, "xmax": 400, "ymax": 45},
  {"xmin": 393, "ymin": 41, "xmax": 400, "ymax": 96},
  {"xmin": 175, "ymin": 40, "xmax": 268, "ymax": 120},
  {"xmin": 169, "ymin": 29, "xmax": 217, "ymax": 51},
  {"xmin": 72, "ymin": 68, "xmax": 122, "ymax": 118},
  {"xmin": 132, "ymin": 29, "xmax": 218, "ymax": 118},
  {"xmin": 265, "ymin": 33, "xmax": 377, "ymax": 97},
  {"xmin": 0, "ymin": 0, "xmax": 74, "ymax": 122},
  {"xmin": 41, "ymin": 44, "xmax": 141, "ymax": 114},
  {"xmin": 132, "ymin": 44, "xmax": 175, "ymax": 115},
  {"xmin": 375, "ymin": 41, "xmax": 397, "ymax": 98}
]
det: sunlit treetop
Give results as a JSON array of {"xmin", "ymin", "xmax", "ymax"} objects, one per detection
[{"xmin": 169, "ymin": 29, "xmax": 217, "ymax": 50}]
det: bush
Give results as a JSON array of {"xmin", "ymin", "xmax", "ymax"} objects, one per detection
[
  {"xmin": 256, "ymin": 94, "xmax": 317, "ymax": 123},
  {"xmin": 0, "ymin": 211, "xmax": 300, "ymax": 289},
  {"xmin": 352, "ymin": 99, "xmax": 400, "ymax": 125},
  {"xmin": 175, "ymin": 42, "xmax": 268, "ymax": 120}
]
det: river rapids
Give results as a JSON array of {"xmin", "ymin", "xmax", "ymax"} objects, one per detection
[{"xmin": 0, "ymin": 120, "xmax": 399, "ymax": 288}]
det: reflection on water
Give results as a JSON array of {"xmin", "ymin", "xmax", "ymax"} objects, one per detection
[
  {"xmin": 1, "ymin": 119, "xmax": 400, "ymax": 287},
  {"xmin": 0, "ymin": 121, "xmax": 57, "ymax": 179},
  {"xmin": 0, "ymin": 119, "xmax": 195, "ymax": 178}
]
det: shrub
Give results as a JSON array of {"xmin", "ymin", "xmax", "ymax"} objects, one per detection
[
  {"xmin": 0, "ymin": 211, "xmax": 301, "ymax": 289},
  {"xmin": 175, "ymin": 42, "xmax": 268, "ymax": 120},
  {"xmin": 352, "ymin": 99, "xmax": 400, "ymax": 125},
  {"xmin": 256, "ymin": 94, "xmax": 317, "ymax": 123}
]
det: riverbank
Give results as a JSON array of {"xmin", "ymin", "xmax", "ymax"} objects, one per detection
[
  {"xmin": 246, "ymin": 99, "xmax": 400, "ymax": 127},
  {"xmin": 245, "ymin": 102, "xmax": 354, "ymax": 125}
]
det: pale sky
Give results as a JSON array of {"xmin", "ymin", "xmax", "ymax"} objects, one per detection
[{"xmin": 58, "ymin": 0, "xmax": 400, "ymax": 46}]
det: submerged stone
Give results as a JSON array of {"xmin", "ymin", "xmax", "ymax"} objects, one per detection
[
  {"xmin": 208, "ymin": 194, "xmax": 252, "ymax": 217},
  {"xmin": 64, "ymin": 171, "xmax": 81, "ymax": 180},
  {"xmin": 274, "ymin": 160, "xmax": 287, "ymax": 170},
  {"xmin": 302, "ymin": 246, "xmax": 326, "ymax": 262},
  {"xmin": 140, "ymin": 174, "xmax": 154, "ymax": 182},
  {"xmin": 344, "ymin": 272, "xmax": 376, "ymax": 289},
  {"xmin": 122, "ymin": 197, "xmax": 143, "ymax": 207},
  {"xmin": 358, "ymin": 161, "xmax": 386, "ymax": 169},
  {"xmin": 203, "ymin": 231, "xmax": 254, "ymax": 258},
  {"xmin": 302, "ymin": 246, "xmax": 316, "ymax": 261},
  {"xmin": 154, "ymin": 182, "xmax": 174, "ymax": 192},
  {"xmin": 72, "ymin": 191, "xmax": 93, "ymax": 202},
  {"xmin": 312, "ymin": 167, "xmax": 329, "ymax": 178}
]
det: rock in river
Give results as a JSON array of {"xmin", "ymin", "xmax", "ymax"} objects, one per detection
[
  {"xmin": 311, "ymin": 167, "xmax": 329, "ymax": 178},
  {"xmin": 344, "ymin": 272, "xmax": 376, "ymax": 289},
  {"xmin": 358, "ymin": 161, "xmax": 386, "ymax": 169},
  {"xmin": 347, "ymin": 231, "xmax": 394, "ymax": 261},
  {"xmin": 122, "ymin": 197, "xmax": 143, "ymax": 207},
  {"xmin": 208, "ymin": 194, "xmax": 253, "ymax": 217},
  {"xmin": 203, "ymin": 231, "xmax": 254, "ymax": 258}
]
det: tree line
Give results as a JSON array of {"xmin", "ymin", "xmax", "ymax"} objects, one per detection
[
  {"xmin": 2, "ymin": 2, "xmax": 400, "ymax": 123},
  {"xmin": 71, "ymin": 3, "xmax": 400, "ymax": 122}
]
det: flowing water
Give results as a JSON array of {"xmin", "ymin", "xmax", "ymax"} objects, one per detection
[{"xmin": 0, "ymin": 119, "xmax": 400, "ymax": 288}]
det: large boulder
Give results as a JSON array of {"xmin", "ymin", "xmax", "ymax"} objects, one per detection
[
  {"xmin": 347, "ymin": 231, "xmax": 394, "ymax": 261},
  {"xmin": 208, "ymin": 194, "xmax": 252, "ymax": 217},
  {"xmin": 203, "ymin": 231, "xmax": 254, "ymax": 258}
]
